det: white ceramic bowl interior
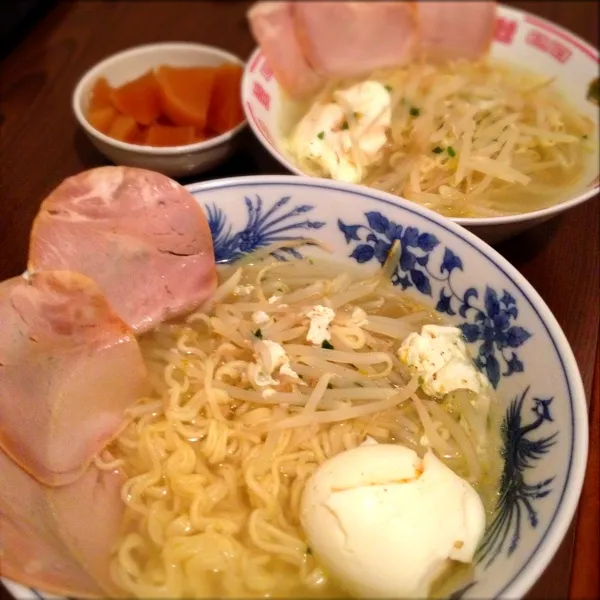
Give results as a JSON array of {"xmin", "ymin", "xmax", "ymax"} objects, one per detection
[
  {"xmin": 73, "ymin": 42, "xmax": 247, "ymax": 178},
  {"xmin": 2, "ymin": 175, "xmax": 588, "ymax": 600},
  {"xmin": 242, "ymin": 5, "xmax": 600, "ymax": 244}
]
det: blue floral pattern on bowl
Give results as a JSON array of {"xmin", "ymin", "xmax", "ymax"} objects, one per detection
[
  {"xmin": 476, "ymin": 386, "xmax": 557, "ymax": 568},
  {"xmin": 206, "ymin": 194, "xmax": 325, "ymax": 263},
  {"xmin": 456, "ymin": 385, "xmax": 558, "ymax": 591},
  {"xmin": 338, "ymin": 211, "xmax": 532, "ymax": 389}
]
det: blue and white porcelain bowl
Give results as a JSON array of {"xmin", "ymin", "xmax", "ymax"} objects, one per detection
[{"xmin": 2, "ymin": 175, "xmax": 588, "ymax": 600}]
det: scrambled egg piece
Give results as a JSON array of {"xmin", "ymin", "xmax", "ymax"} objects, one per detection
[
  {"xmin": 289, "ymin": 81, "xmax": 391, "ymax": 183},
  {"xmin": 398, "ymin": 325, "xmax": 488, "ymax": 399}
]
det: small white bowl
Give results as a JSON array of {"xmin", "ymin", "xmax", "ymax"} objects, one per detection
[
  {"xmin": 73, "ymin": 42, "xmax": 247, "ymax": 178},
  {"xmin": 241, "ymin": 5, "xmax": 599, "ymax": 244}
]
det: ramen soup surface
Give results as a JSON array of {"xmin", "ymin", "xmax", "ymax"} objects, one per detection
[
  {"xmin": 283, "ymin": 59, "xmax": 597, "ymax": 218},
  {"xmin": 106, "ymin": 252, "xmax": 503, "ymax": 598}
]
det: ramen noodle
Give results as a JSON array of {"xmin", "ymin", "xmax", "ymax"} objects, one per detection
[{"xmin": 107, "ymin": 249, "xmax": 502, "ymax": 598}]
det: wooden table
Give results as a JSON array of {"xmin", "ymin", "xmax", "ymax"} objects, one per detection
[{"xmin": 0, "ymin": 1, "xmax": 597, "ymax": 599}]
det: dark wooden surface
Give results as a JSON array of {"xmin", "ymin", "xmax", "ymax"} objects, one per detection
[{"xmin": 0, "ymin": 1, "xmax": 598, "ymax": 599}]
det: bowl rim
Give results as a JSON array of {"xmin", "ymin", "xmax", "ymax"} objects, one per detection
[
  {"xmin": 72, "ymin": 41, "xmax": 248, "ymax": 156},
  {"xmin": 185, "ymin": 174, "xmax": 589, "ymax": 599},
  {"xmin": 241, "ymin": 3, "xmax": 600, "ymax": 227}
]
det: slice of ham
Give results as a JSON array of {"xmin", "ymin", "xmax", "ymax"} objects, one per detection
[
  {"xmin": 247, "ymin": 0, "xmax": 497, "ymax": 99},
  {"xmin": 416, "ymin": 1, "xmax": 496, "ymax": 62},
  {"xmin": 248, "ymin": 1, "xmax": 324, "ymax": 98},
  {"xmin": 0, "ymin": 446, "xmax": 124, "ymax": 597},
  {"xmin": 29, "ymin": 166, "xmax": 218, "ymax": 333},
  {"xmin": 293, "ymin": 1, "xmax": 418, "ymax": 78},
  {"xmin": 0, "ymin": 270, "xmax": 147, "ymax": 487}
]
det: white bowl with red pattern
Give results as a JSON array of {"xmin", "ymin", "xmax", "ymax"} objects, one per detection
[
  {"xmin": 73, "ymin": 42, "xmax": 247, "ymax": 179},
  {"xmin": 241, "ymin": 5, "xmax": 599, "ymax": 244}
]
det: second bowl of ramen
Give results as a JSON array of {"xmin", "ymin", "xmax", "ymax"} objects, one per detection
[{"xmin": 242, "ymin": 5, "xmax": 599, "ymax": 244}]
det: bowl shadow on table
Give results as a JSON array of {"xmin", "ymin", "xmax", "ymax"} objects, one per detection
[
  {"xmin": 72, "ymin": 126, "xmax": 289, "ymax": 184},
  {"xmin": 493, "ymin": 215, "xmax": 562, "ymax": 265}
]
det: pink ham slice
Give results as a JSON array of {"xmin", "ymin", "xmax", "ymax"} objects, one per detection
[
  {"xmin": 293, "ymin": 1, "xmax": 418, "ymax": 78},
  {"xmin": 29, "ymin": 166, "xmax": 218, "ymax": 333},
  {"xmin": 247, "ymin": 0, "xmax": 497, "ymax": 99},
  {"xmin": 416, "ymin": 1, "xmax": 497, "ymax": 62},
  {"xmin": 0, "ymin": 446, "xmax": 124, "ymax": 597},
  {"xmin": 248, "ymin": 1, "xmax": 324, "ymax": 98},
  {"xmin": 0, "ymin": 270, "xmax": 147, "ymax": 487}
]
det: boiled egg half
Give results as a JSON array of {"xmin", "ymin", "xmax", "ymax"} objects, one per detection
[{"xmin": 300, "ymin": 443, "xmax": 486, "ymax": 598}]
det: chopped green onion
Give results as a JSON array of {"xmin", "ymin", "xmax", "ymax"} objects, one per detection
[
  {"xmin": 409, "ymin": 107, "xmax": 420, "ymax": 117},
  {"xmin": 254, "ymin": 328, "xmax": 263, "ymax": 339},
  {"xmin": 384, "ymin": 84, "xmax": 393, "ymax": 92},
  {"xmin": 341, "ymin": 121, "xmax": 349, "ymax": 130},
  {"xmin": 447, "ymin": 146, "xmax": 456, "ymax": 157},
  {"xmin": 321, "ymin": 340, "xmax": 334, "ymax": 350},
  {"xmin": 432, "ymin": 146, "xmax": 443, "ymax": 154},
  {"xmin": 317, "ymin": 131, "xmax": 325, "ymax": 140}
]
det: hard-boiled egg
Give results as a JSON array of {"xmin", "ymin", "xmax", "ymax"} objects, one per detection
[{"xmin": 300, "ymin": 443, "xmax": 486, "ymax": 598}]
